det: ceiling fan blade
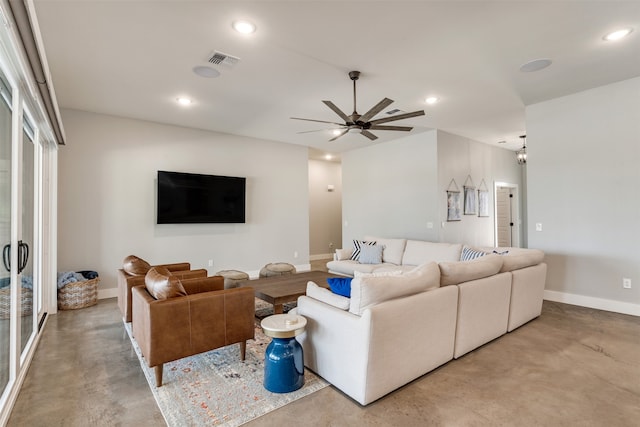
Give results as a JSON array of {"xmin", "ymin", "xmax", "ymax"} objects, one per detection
[
  {"xmin": 369, "ymin": 110, "xmax": 425, "ymax": 125},
  {"xmin": 360, "ymin": 130, "xmax": 378, "ymax": 141},
  {"xmin": 296, "ymin": 129, "xmax": 334, "ymax": 134},
  {"xmin": 322, "ymin": 100, "xmax": 351, "ymax": 122},
  {"xmin": 368, "ymin": 125, "xmax": 413, "ymax": 131},
  {"xmin": 328, "ymin": 129, "xmax": 348, "ymax": 142},
  {"xmin": 358, "ymin": 97, "xmax": 394, "ymax": 123},
  {"xmin": 291, "ymin": 117, "xmax": 345, "ymax": 126}
]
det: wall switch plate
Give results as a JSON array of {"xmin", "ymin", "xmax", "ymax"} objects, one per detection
[
  {"xmin": 535, "ymin": 223, "xmax": 543, "ymax": 231},
  {"xmin": 294, "ymin": 251, "xmax": 298, "ymax": 259},
  {"xmin": 208, "ymin": 259, "xmax": 213, "ymax": 267},
  {"xmin": 427, "ymin": 222, "xmax": 433, "ymax": 229},
  {"xmin": 623, "ymin": 278, "xmax": 632, "ymax": 289}
]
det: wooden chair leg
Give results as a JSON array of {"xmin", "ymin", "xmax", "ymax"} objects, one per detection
[
  {"xmin": 240, "ymin": 341, "xmax": 247, "ymax": 361},
  {"xmin": 154, "ymin": 364, "xmax": 163, "ymax": 387}
]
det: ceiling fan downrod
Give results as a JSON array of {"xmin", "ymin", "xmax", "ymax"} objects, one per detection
[{"xmin": 349, "ymin": 70, "xmax": 360, "ymax": 118}]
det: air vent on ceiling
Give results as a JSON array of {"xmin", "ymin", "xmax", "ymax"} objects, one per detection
[
  {"xmin": 207, "ymin": 51, "xmax": 240, "ymax": 67},
  {"xmin": 385, "ymin": 108, "xmax": 404, "ymax": 115}
]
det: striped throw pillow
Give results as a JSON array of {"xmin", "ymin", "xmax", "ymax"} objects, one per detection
[
  {"xmin": 460, "ymin": 246, "xmax": 487, "ymax": 261},
  {"xmin": 350, "ymin": 240, "xmax": 376, "ymax": 261}
]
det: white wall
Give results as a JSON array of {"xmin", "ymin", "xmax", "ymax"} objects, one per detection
[
  {"xmin": 527, "ymin": 77, "xmax": 640, "ymax": 314},
  {"xmin": 437, "ymin": 131, "xmax": 523, "ymax": 247},
  {"xmin": 342, "ymin": 130, "xmax": 440, "ymax": 246},
  {"xmin": 308, "ymin": 159, "xmax": 341, "ymax": 259},
  {"xmin": 58, "ymin": 110, "xmax": 310, "ymax": 293},
  {"xmin": 341, "ymin": 129, "xmax": 521, "ymax": 250}
]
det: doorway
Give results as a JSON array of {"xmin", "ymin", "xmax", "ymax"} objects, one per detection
[{"xmin": 494, "ymin": 182, "xmax": 520, "ymax": 248}]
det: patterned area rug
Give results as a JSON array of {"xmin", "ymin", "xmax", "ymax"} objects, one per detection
[
  {"xmin": 125, "ymin": 300, "xmax": 328, "ymax": 426},
  {"xmin": 253, "ymin": 298, "xmax": 297, "ymax": 319}
]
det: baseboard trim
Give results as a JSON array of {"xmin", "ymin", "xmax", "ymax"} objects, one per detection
[
  {"xmin": 98, "ymin": 287, "xmax": 118, "ymax": 300},
  {"xmin": 544, "ymin": 290, "xmax": 640, "ymax": 317},
  {"xmin": 309, "ymin": 253, "xmax": 332, "ymax": 261}
]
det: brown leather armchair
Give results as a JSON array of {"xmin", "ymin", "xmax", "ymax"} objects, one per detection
[
  {"xmin": 117, "ymin": 255, "xmax": 207, "ymax": 322},
  {"xmin": 131, "ymin": 273, "xmax": 255, "ymax": 387}
]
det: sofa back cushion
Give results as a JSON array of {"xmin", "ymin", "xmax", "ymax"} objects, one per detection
[
  {"xmin": 364, "ymin": 236, "xmax": 407, "ymax": 265},
  {"xmin": 145, "ymin": 266, "xmax": 187, "ymax": 300},
  {"xmin": 123, "ymin": 255, "xmax": 151, "ymax": 276},
  {"xmin": 349, "ymin": 262, "xmax": 440, "ymax": 316},
  {"xmin": 401, "ymin": 241, "xmax": 462, "ymax": 266},
  {"xmin": 439, "ymin": 254, "xmax": 504, "ymax": 286},
  {"xmin": 477, "ymin": 247, "xmax": 545, "ymax": 272}
]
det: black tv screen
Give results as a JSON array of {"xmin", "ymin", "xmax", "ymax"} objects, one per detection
[{"xmin": 157, "ymin": 171, "xmax": 246, "ymax": 224}]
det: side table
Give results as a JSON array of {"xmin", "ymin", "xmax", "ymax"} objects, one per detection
[{"xmin": 261, "ymin": 314, "xmax": 307, "ymax": 393}]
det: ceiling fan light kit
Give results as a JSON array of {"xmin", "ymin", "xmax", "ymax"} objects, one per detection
[{"xmin": 292, "ymin": 70, "xmax": 425, "ymax": 142}]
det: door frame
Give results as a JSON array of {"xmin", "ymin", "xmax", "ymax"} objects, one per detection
[{"xmin": 494, "ymin": 182, "xmax": 520, "ymax": 248}]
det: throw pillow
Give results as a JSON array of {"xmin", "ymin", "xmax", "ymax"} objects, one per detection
[
  {"xmin": 350, "ymin": 240, "xmax": 376, "ymax": 261},
  {"xmin": 460, "ymin": 246, "xmax": 488, "ymax": 261},
  {"xmin": 306, "ymin": 281, "xmax": 350, "ymax": 310},
  {"xmin": 123, "ymin": 255, "xmax": 152, "ymax": 276},
  {"xmin": 145, "ymin": 266, "xmax": 187, "ymax": 300},
  {"xmin": 327, "ymin": 277, "xmax": 353, "ymax": 297},
  {"xmin": 358, "ymin": 244, "xmax": 384, "ymax": 265}
]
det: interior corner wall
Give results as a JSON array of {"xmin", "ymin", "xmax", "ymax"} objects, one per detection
[
  {"xmin": 341, "ymin": 130, "xmax": 439, "ymax": 247},
  {"xmin": 308, "ymin": 159, "xmax": 342, "ymax": 259},
  {"xmin": 57, "ymin": 109, "xmax": 310, "ymax": 293},
  {"xmin": 526, "ymin": 77, "xmax": 640, "ymax": 312},
  {"xmin": 436, "ymin": 130, "xmax": 523, "ymax": 247}
]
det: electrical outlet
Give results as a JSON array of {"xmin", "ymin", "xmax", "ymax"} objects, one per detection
[
  {"xmin": 329, "ymin": 242, "xmax": 334, "ymax": 248},
  {"xmin": 623, "ymin": 278, "xmax": 632, "ymax": 289},
  {"xmin": 427, "ymin": 222, "xmax": 434, "ymax": 229},
  {"xmin": 535, "ymin": 223, "xmax": 543, "ymax": 232},
  {"xmin": 294, "ymin": 251, "xmax": 298, "ymax": 259},
  {"xmin": 208, "ymin": 259, "xmax": 213, "ymax": 267}
]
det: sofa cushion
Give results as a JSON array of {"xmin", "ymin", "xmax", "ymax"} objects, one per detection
[
  {"xmin": 349, "ymin": 262, "xmax": 440, "ymax": 316},
  {"xmin": 439, "ymin": 254, "xmax": 504, "ymax": 286},
  {"xmin": 123, "ymin": 255, "xmax": 152, "ymax": 276},
  {"xmin": 306, "ymin": 281, "xmax": 350, "ymax": 310},
  {"xmin": 327, "ymin": 277, "xmax": 353, "ymax": 297},
  {"xmin": 477, "ymin": 247, "xmax": 545, "ymax": 272},
  {"xmin": 460, "ymin": 246, "xmax": 488, "ymax": 261},
  {"xmin": 350, "ymin": 240, "xmax": 376, "ymax": 261},
  {"xmin": 364, "ymin": 236, "xmax": 407, "ymax": 265},
  {"xmin": 358, "ymin": 244, "xmax": 384, "ymax": 264},
  {"xmin": 144, "ymin": 266, "xmax": 187, "ymax": 300},
  {"xmin": 326, "ymin": 260, "xmax": 383, "ymax": 276},
  {"xmin": 401, "ymin": 241, "xmax": 463, "ymax": 266}
]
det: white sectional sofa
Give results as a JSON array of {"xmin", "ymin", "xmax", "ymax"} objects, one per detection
[{"xmin": 294, "ymin": 236, "xmax": 547, "ymax": 405}]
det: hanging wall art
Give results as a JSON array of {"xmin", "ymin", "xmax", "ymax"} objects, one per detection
[
  {"xmin": 446, "ymin": 179, "xmax": 461, "ymax": 221},
  {"xmin": 463, "ymin": 175, "xmax": 477, "ymax": 215},
  {"xmin": 478, "ymin": 179, "xmax": 489, "ymax": 217}
]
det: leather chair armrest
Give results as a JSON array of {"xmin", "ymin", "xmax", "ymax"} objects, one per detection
[
  {"xmin": 156, "ymin": 262, "xmax": 191, "ymax": 272},
  {"xmin": 181, "ymin": 276, "xmax": 225, "ymax": 294},
  {"xmin": 171, "ymin": 269, "xmax": 208, "ymax": 280}
]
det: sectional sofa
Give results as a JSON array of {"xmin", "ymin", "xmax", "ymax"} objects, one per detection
[{"xmin": 294, "ymin": 236, "xmax": 547, "ymax": 405}]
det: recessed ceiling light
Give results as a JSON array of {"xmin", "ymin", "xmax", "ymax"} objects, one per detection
[
  {"xmin": 176, "ymin": 97, "xmax": 192, "ymax": 106},
  {"xmin": 520, "ymin": 58, "xmax": 552, "ymax": 72},
  {"xmin": 233, "ymin": 20, "xmax": 256, "ymax": 34},
  {"xmin": 425, "ymin": 96, "xmax": 439, "ymax": 105},
  {"xmin": 193, "ymin": 66, "xmax": 220, "ymax": 78},
  {"xmin": 603, "ymin": 28, "xmax": 633, "ymax": 41},
  {"xmin": 325, "ymin": 154, "xmax": 333, "ymax": 160}
]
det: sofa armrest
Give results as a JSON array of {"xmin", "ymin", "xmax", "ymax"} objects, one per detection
[
  {"xmin": 171, "ymin": 269, "xmax": 208, "ymax": 280},
  {"xmin": 181, "ymin": 275, "xmax": 224, "ymax": 294},
  {"xmin": 334, "ymin": 248, "xmax": 353, "ymax": 261}
]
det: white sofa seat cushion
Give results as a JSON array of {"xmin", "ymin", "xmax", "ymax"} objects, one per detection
[
  {"xmin": 364, "ymin": 236, "xmax": 407, "ymax": 265},
  {"xmin": 349, "ymin": 262, "xmax": 440, "ymax": 315},
  {"xmin": 401, "ymin": 240, "xmax": 463, "ymax": 266},
  {"xmin": 305, "ymin": 281, "xmax": 350, "ymax": 310},
  {"xmin": 438, "ymin": 254, "xmax": 504, "ymax": 286},
  {"xmin": 326, "ymin": 260, "xmax": 397, "ymax": 276}
]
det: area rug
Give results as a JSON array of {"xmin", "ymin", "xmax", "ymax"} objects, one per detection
[
  {"xmin": 253, "ymin": 298, "xmax": 296, "ymax": 320},
  {"xmin": 125, "ymin": 307, "xmax": 328, "ymax": 426}
]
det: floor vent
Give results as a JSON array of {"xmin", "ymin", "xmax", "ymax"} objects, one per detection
[{"xmin": 207, "ymin": 51, "xmax": 240, "ymax": 67}]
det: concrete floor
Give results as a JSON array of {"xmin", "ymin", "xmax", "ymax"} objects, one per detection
[{"xmin": 8, "ymin": 268, "xmax": 640, "ymax": 426}]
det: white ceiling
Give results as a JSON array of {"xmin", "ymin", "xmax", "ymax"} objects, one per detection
[{"xmin": 32, "ymin": 1, "xmax": 640, "ymax": 156}]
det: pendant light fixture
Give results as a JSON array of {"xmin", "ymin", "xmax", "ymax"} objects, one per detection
[{"xmin": 516, "ymin": 135, "xmax": 527, "ymax": 164}]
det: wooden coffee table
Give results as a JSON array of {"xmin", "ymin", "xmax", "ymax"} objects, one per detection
[{"xmin": 239, "ymin": 271, "xmax": 343, "ymax": 315}]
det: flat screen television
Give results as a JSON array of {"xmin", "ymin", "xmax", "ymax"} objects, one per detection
[{"xmin": 157, "ymin": 170, "xmax": 246, "ymax": 224}]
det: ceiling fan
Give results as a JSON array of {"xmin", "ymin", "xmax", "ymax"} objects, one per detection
[{"xmin": 291, "ymin": 71, "xmax": 425, "ymax": 142}]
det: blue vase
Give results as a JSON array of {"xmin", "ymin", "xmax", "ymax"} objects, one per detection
[{"xmin": 264, "ymin": 337, "xmax": 304, "ymax": 393}]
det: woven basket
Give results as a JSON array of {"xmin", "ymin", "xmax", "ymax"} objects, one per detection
[
  {"xmin": 58, "ymin": 278, "xmax": 99, "ymax": 310},
  {"xmin": 0, "ymin": 287, "xmax": 33, "ymax": 319}
]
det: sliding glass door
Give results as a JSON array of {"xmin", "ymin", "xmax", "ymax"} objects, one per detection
[
  {"xmin": 20, "ymin": 122, "xmax": 35, "ymax": 355},
  {"xmin": 0, "ymin": 74, "xmax": 11, "ymax": 399}
]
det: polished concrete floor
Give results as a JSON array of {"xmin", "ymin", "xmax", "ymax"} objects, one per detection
[{"xmin": 8, "ymin": 266, "xmax": 640, "ymax": 426}]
